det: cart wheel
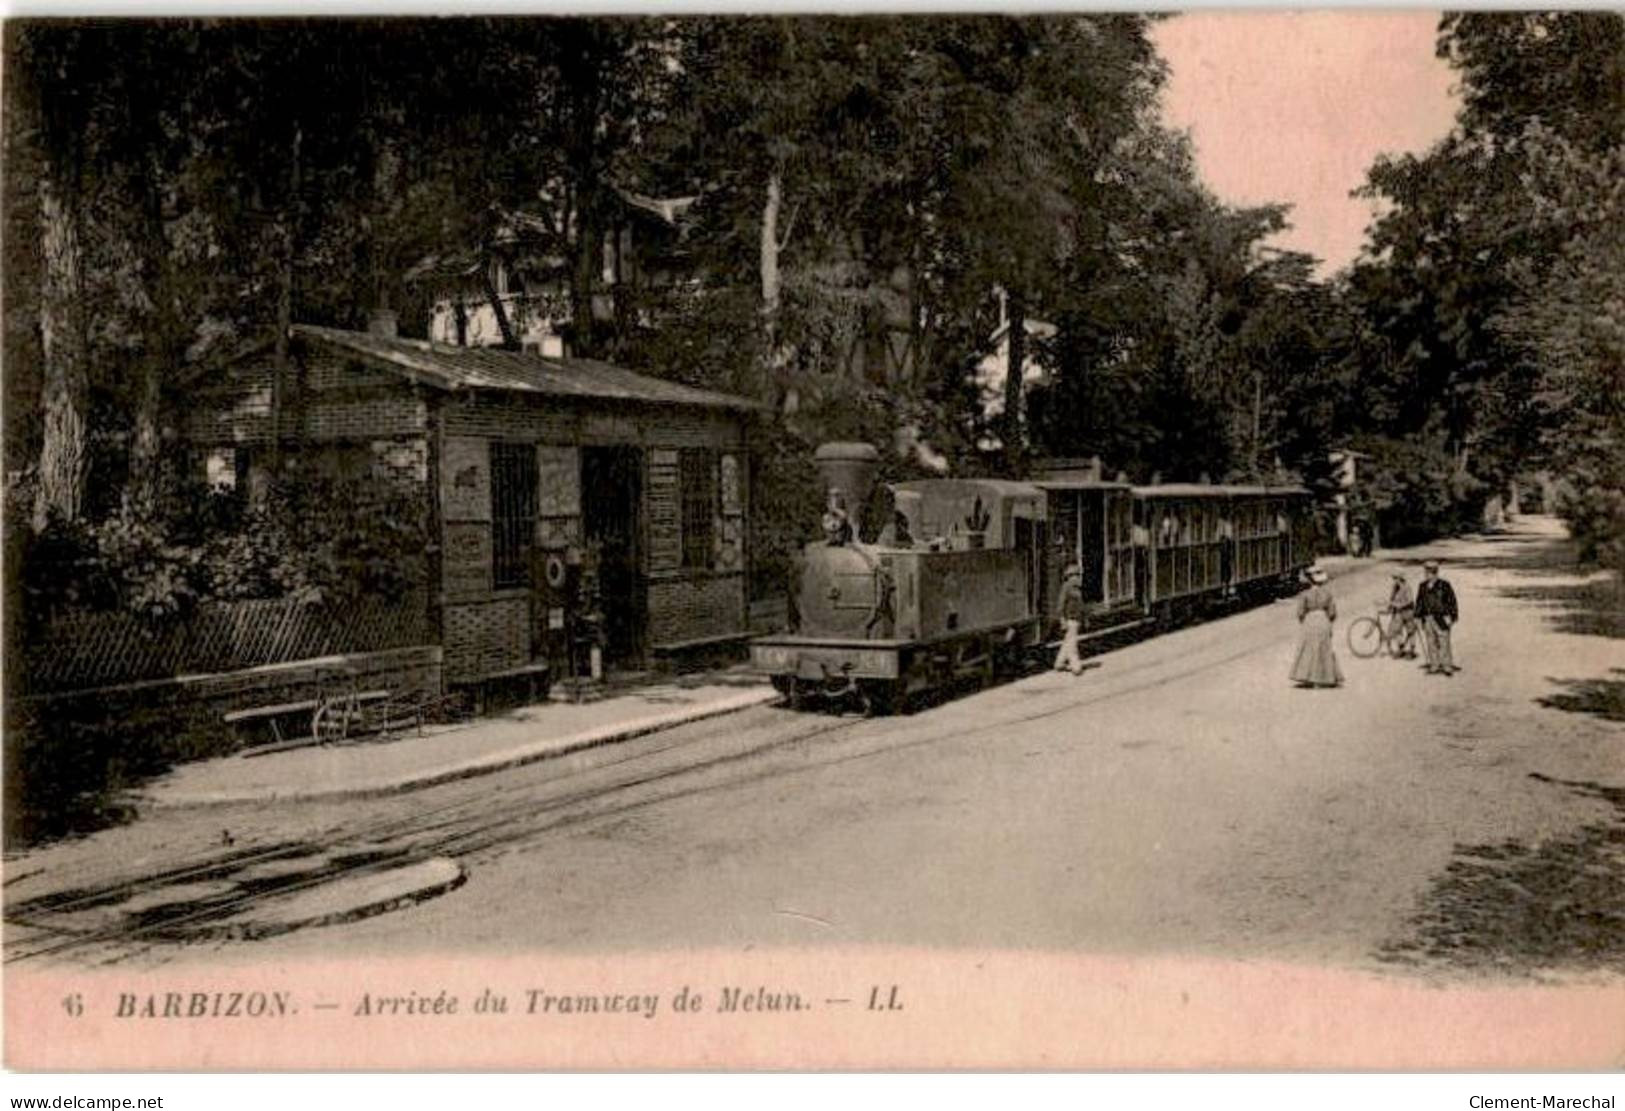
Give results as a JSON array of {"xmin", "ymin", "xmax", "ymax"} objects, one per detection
[{"xmin": 311, "ymin": 702, "xmax": 341, "ymax": 744}]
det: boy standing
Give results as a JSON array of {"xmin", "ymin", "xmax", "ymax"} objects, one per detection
[{"xmin": 1053, "ymin": 564, "xmax": 1086, "ymax": 675}]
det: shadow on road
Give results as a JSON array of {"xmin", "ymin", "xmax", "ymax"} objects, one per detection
[
  {"xmin": 1422, "ymin": 525, "xmax": 1625, "ymax": 638},
  {"xmin": 1378, "ymin": 775, "xmax": 1625, "ymax": 977},
  {"xmin": 1538, "ymin": 670, "xmax": 1625, "ymax": 723}
]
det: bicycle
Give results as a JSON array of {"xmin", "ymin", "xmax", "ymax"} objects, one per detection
[{"xmin": 1346, "ymin": 603, "xmax": 1419, "ymax": 659}]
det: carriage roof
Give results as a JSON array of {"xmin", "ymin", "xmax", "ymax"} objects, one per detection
[
  {"xmin": 1031, "ymin": 479, "xmax": 1133, "ymax": 493},
  {"xmin": 890, "ymin": 478, "xmax": 1045, "ymax": 502},
  {"xmin": 1131, "ymin": 483, "xmax": 1310, "ymax": 499}
]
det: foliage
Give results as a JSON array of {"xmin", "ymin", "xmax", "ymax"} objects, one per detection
[
  {"xmin": 1346, "ymin": 12, "xmax": 1625, "ymax": 559},
  {"xmin": 14, "ymin": 474, "xmax": 429, "ymax": 628},
  {"xmin": 1346, "ymin": 435, "xmax": 1488, "ymax": 547},
  {"xmin": 1493, "ymin": 127, "xmax": 1625, "ymax": 576},
  {"xmin": 19, "ymin": 13, "xmax": 1619, "ymax": 606}
]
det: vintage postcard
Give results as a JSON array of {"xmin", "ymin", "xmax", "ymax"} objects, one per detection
[{"xmin": 4, "ymin": 10, "xmax": 1623, "ymax": 1072}]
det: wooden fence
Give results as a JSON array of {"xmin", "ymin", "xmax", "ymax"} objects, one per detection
[{"xmin": 22, "ymin": 595, "xmax": 431, "ymax": 693}]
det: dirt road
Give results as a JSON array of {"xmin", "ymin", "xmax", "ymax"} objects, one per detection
[{"xmin": 8, "ymin": 516, "xmax": 1622, "ymax": 977}]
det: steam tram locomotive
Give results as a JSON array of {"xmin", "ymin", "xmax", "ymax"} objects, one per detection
[{"xmin": 750, "ymin": 443, "xmax": 1315, "ymax": 713}]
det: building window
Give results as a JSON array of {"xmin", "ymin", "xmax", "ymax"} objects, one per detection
[
  {"xmin": 679, "ymin": 448, "xmax": 716, "ymax": 570},
  {"xmin": 491, "ymin": 442, "xmax": 537, "ymax": 590}
]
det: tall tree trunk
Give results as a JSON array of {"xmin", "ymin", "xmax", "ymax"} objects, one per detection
[
  {"xmin": 3, "ymin": 52, "xmax": 46, "ymax": 484},
  {"xmin": 1002, "ymin": 289, "xmax": 1027, "ymax": 475},
  {"xmin": 32, "ymin": 166, "xmax": 89, "ymax": 530},
  {"xmin": 128, "ymin": 150, "xmax": 176, "ymax": 518},
  {"xmin": 759, "ymin": 170, "xmax": 792, "ymax": 413},
  {"xmin": 1251, "ymin": 370, "xmax": 1263, "ymax": 480},
  {"xmin": 561, "ymin": 24, "xmax": 609, "ymax": 362},
  {"xmin": 128, "ymin": 348, "xmax": 164, "ymax": 516},
  {"xmin": 571, "ymin": 190, "xmax": 599, "ymax": 358},
  {"xmin": 761, "ymin": 172, "xmax": 782, "ymax": 318},
  {"xmin": 270, "ymin": 124, "xmax": 302, "ymax": 476}
]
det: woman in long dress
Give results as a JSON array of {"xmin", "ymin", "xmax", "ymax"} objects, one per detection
[{"xmin": 1291, "ymin": 566, "xmax": 1344, "ymax": 688}]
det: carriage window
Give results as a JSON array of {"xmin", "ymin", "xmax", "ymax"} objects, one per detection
[
  {"xmin": 491, "ymin": 442, "xmax": 538, "ymax": 590},
  {"xmin": 680, "ymin": 448, "xmax": 717, "ymax": 570}
]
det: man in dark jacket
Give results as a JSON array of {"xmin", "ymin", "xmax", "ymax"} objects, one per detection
[{"xmin": 1414, "ymin": 559, "xmax": 1460, "ymax": 675}]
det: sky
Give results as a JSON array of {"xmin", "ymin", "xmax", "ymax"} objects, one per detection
[{"xmin": 1152, "ymin": 11, "xmax": 1462, "ymax": 276}]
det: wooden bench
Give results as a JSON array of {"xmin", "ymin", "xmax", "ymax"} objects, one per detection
[
  {"xmin": 309, "ymin": 689, "xmax": 398, "ymax": 743},
  {"xmin": 224, "ymin": 699, "xmax": 322, "ymax": 746},
  {"xmin": 228, "ymin": 690, "xmax": 392, "ymax": 753},
  {"xmin": 650, "ymin": 632, "xmax": 755, "ymax": 672},
  {"xmin": 472, "ymin": 662, "xmax": 552, "ymax": 714},
  {"xmin": 651, "ymin": 632, "xmax": 754, "ymax": 657}
]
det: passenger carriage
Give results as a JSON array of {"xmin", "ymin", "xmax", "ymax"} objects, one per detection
[
  {"xmin": 1133, "ymin": 484, "xmax": 1310, "ymax": 620},
  {"xmin": 751, "ymin": 443, "xmax": 1316, "ymax": 713}
]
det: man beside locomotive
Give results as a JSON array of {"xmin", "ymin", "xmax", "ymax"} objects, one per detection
[
  {"xmin": 1053, "ymin": 563, "xmax": 1087, "ymax": 675},
  {"xmin": 1414, "ymin": 559, "xmax": 1460, "ymax": 675}
]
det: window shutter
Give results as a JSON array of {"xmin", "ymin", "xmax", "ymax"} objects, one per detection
[{"xmin": 648, "ymin": 449, "xmax": 681, "ymax": 572}]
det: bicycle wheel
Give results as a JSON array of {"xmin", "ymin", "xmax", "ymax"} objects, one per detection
[{"xmin": 1347, "ymin": 616, "xmax": 1383, "ymax": 658}]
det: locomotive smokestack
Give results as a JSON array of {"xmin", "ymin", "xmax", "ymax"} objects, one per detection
[{"xmin": 814, "ymin": 442, "xmax": 880, "ymax": 535}]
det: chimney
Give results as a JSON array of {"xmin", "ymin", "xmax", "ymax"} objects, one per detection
[
  {"xmin": 368, "ymin": 308, "xmax": 399, "ymax": 339},
  {"xmin": 814, "ymin": 442, "xmax": 880, "ymax": 534}
]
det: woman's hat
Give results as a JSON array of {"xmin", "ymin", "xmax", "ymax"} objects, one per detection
[
  {"xmin": 1423, "ymin": 558, "xmax": 1441, "ymax": 570},
  {"xmin": 1391, "ymin": 571, "xmax": 1407, "ymax": 580},
  {"xmin": 1307, "ymin": 566, "xmax": 1329, "ymax": 583}
]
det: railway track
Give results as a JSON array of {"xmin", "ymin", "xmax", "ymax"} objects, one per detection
[
  {"xmin": 4, "ymin": 710, "xmax": 870, "ymax": 966},
  {"xmin": 6, "ymin": 594, "xmax": 1307, "ymax": 967}
]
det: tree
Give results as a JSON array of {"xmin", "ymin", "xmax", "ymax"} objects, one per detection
[
  {"xmin": 8, "ymin": 25, "xmax": 94, "ymax": 529},
  {"xmin": 1347, "ymin": 12, "xmax": 1625, "ymax": 557}
]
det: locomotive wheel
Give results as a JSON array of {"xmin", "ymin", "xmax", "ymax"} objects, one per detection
[{"xmin": 858, "ymin": 679, "xmax": 905, "ymax": 716}]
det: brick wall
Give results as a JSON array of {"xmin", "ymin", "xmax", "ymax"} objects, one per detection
[
  {"xmin": 304, "ymin": 350, "xmax": 397, "ymax": 391},
  {"xmin": 188, "ymin": 364, "xmax": 274, "ymax": 444},
  {"xmin": 443, "ymin": 394, "xmax": 746, "ymax": 449},
  {"xmin": 190, "ymin": 351, "xmax": 427, "ymax": 447},
  {"xmin": 443, "ymin": 596, "xmax": 529, "ymax": 684},
  {"xmin": 646, "ymin": 573, "xmax": 746, "ymax": 646},
  {"xmin": 369, "ymin": 438, "xmax": 429, "ymax": 488},
  {"xmin": 444, "ymin": 397, "xmax": 577, "ymax": 442},
  {"xmin": 304, "ymin": 394, "xmax": 427, "ymax": 441}
]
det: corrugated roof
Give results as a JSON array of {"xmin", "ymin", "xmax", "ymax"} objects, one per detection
[{"xmin": 291, "ymin": 324, "xmax": 763, "ymax": 412}]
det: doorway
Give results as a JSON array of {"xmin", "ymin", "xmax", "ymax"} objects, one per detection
[{"xmin": 581, "ymin": 446, "xmax": 645, "ymax": 665}]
